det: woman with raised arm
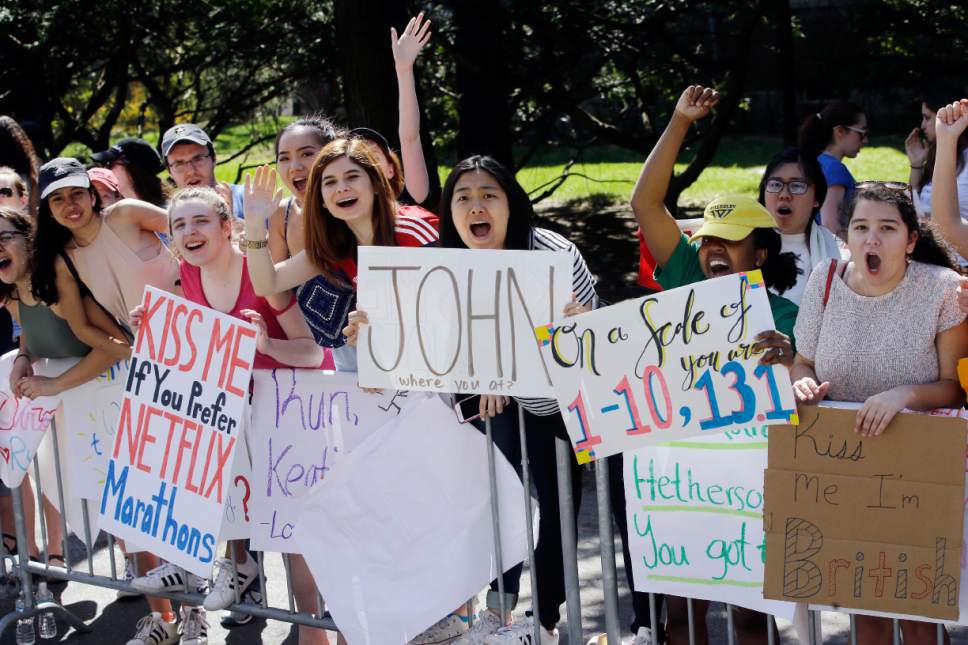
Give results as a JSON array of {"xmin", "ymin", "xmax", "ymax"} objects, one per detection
[
  {"xmin": 630, "ymin": 84, "xmax": 798, "ymax": 645},
  {"xmin": 931, "ymin": 99, "xmax": 968, "ymax": 262},
  {"xmin": 798, "ymin": 100, "xmax": 868, "ymax": 237},
  {"xmin": 242, "ymin": 138, "xmax": 437, "ymax": 372},
  {"xmin": 31, "ymin": 158, "xmax": 180, "ymax": 330},
  {"xmin": 791, "ymin": 182, "xmax": 966, "ymax": 644}
]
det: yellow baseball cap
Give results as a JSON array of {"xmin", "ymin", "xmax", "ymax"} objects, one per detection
[{"xmin": 688, "ymin": 195, "xmax": 777, "ymax": 243}]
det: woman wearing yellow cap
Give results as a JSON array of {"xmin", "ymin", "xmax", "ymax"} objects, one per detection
[{"xmin": 629, "ymin": 85, "xmax": 799, "ymax": 645}]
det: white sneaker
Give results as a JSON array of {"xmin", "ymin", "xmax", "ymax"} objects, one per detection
[
  {"xmin": 485, "ymin": 617, "xmax": 559, "ymax": 645},
  {"xmin": 131, "ymin": 563, "xmax": 205, "ymax": 594},
  {"xmin": 178, "ymin": 606, "xmax": 208, "ymax": 645},
  {"xmin": 453, "ymin": 610, "xmax": 506, "ymax": 644},
  {"xmin": 409, "ymin": 613, "xmax": 470, "ymax": 644},
  {"xmin": 203, "ymin": 557, "xmax": 258, "ymax": 611},
  {"xmin": 117, "ymin": 558, "xmax": 143, "ymax": 599},
  {"xmin": 125, "ymin": 612, "xmax": 179, "ymax": 645},
  {"xmin": 585, "ymin": 627, "xmax": 654, "ymax": 645}
]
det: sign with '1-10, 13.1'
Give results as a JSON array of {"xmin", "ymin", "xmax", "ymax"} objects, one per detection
[{"xmin": 536, "ymin": 271, "xmax": 798, "ymax": 463}]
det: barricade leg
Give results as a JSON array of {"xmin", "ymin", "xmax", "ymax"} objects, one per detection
[
  {"xmin": 516, "ymin": 407, "xmax": 541, "ymax": 643},
  {"xmin": 594, "ymin": 458, "xmax": 621, "ymax": 643},
  {"xmin": 485, "ymin": 416, "xmax": 507, "ymax": 619},
  {"xmin": 554, "ymin": 437, "xmax": 582, "ymax": 642},
  {"xmin": 725, "ymin": 604, "xmax": 736, "ymax": 645}
]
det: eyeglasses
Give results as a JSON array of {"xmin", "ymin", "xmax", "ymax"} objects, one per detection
[
  {"xmin": 764, "ymin": 178, "xmax": 811, "ymax": 195},
  {"xmin": 168, "ymin": 152, "xmax": 212, "ymax": 172},
  {"xmin": 0, "ymin": 188, "xmax": 14, "ymax": 198},
  {"xmin": 846, "ymin": 126, "xmax": 869, "ymax": 138},
  {"xmin": 0, "ymin": 231, "xmax": 25, "ymax": 248}
]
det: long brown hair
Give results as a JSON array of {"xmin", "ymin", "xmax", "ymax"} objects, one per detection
[{"xmin": 303, "ymin": 138, "xmax": 397, "ymax": 282}]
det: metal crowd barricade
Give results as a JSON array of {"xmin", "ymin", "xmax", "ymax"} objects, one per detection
[
  {"xmin": 0, "ymin": 414, "xmax": 955, "ymax": 645},
  {"xmin": 0, "ymin": 417, "xmax": 339, "ymax": 640},
  {"xmin": 480, "ymin": 413, "xmax": 951, "ymax": 645}
]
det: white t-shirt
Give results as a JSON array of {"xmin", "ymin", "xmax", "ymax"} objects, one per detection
[
  {"xmin": 778, "ymin": 232, "xmax": 811, "ymax": 306},
  {"xmin": 915, "ymin": 149, "xmax": 968, "ymax": 265}
]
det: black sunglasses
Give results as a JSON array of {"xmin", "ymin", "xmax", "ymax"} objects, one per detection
[{"xmin": 0, "ymin": 187, "xmax": 14, "ymax": 198}]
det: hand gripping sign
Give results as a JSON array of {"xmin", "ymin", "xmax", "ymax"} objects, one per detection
[{"xmin": 98, "ymin": 287, "xmax": 257, "ymax": 575}]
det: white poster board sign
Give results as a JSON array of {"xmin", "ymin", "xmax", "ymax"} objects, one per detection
[
  {"xmin": 357, "ymin": 246, "xmax": 571, "ymax": 397},
  {"xmin": 296, "ymin": 395, "xmax": 528, "ymax": 645},
  {"xmin": 539, "ymin": 270, "xmax": 797, "ymax": 463},
  {"xmin": 624, "ymin": 426, "xmax": 794, "ymax": 619},
  {"xmin": 0, "ymin": 351, "xmax": 60, "ymax": 487},
  {"xmin": 59, "ymin": 360, "xmax": 128, "ymax": 500},
  {"xmin": 98, "ymin": 287, "xmax": 256, "ymax": 575},
  {"xmin": 248, "ymin": 368, "xmax": 418, "ymax": 551}
]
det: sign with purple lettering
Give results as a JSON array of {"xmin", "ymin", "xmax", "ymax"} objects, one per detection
[
  {"xmin": 98, "ymin": 287, "xmax": 257, "ymax": 576},
  {"xmin": 537, "ymin": 271, "xmax": 797, "ymax": 464},
  {"xmin": 357, "ymin": 246, "xmax": 571, "ymax": 396},
  {"xmin": 249, "ymin": 369, "xmax": 419, "ymax": 552}
]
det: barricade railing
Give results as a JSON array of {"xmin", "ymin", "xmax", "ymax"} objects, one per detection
[{"xmin": 0, "ymin": 411, "xmax": 956, "ymax": 645}]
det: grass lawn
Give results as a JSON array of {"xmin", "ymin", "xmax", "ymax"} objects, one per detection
[
  {"xmin": 511, "ymin": 136, "xmax": 909, "ymax": 208},
  {"xmin": 71, "ymin": 121, "xmax": 909, "ymax": 210}
]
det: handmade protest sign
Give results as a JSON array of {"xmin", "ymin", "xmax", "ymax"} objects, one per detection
[
  {"xmin": 624, "ymin": 426, "xmax": 794, "ymax": 618},
  {"xmin": 763, "ymin": 405, "xmax": 966, "ymax": 620},
  {"xmin": 98, "ymin": 287, "xmax": 257, "ymax": 576},
  {"xmin": 60, "ymin": 360, "xmax": 128, "ymax": 500},
  {"xmin": 538, "ymin": 270, "xmax": 797, "ymax": 464},
  {"xmin": 296, "ymin": 395, "xmax": 527, "ymax": 645},
  {"xmin": 0, "ymin": 351, "xmax": 60, "ymax": 487},
  {"xmin": 357, "ymin": 246, "xmax": 571, "ymax": 396},
  {"xmin": 219, "ymin": 423, "xmax": 252, "ymax": 541},
  {"xmin": 248, "ymin": 369, "xmax": 418, "ymax": 551}
]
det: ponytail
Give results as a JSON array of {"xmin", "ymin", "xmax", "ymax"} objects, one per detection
[
  {"xmin": 911, "ymin": 219, "xmax": 958, "ymax": 270},
  {"xmin": 798, "ymin": 100, "xmax": 865, "ymax": 158},
  {"xmin": 753, "ymin": 227, "xmax": 801, "ymax": 295}
]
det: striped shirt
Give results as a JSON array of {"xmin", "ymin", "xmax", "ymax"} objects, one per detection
[{"xmin": 516, "ymin": 227, "xmax": 599, "ymax": 416}]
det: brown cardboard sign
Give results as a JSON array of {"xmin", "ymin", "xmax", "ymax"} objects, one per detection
[{"xmin": 764, "ymin": 406, "xmax": 967, "ymax": 620}]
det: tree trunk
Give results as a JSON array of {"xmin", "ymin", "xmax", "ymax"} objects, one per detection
[
  {"xmin": 776, "ymin": 0, "xmax": 798, "ymax": 146},
  {"xmin": 334, "ymin": 0, "xmax": 441, "ymax": 204},
  {"xmin": 453, "ymin": 1, "xmax": 514, "ymax": 169}
]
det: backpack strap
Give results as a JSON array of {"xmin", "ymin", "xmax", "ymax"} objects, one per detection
[{"xmin": 822, "ymin": 258, "xmax": 845, "ymax": 310}]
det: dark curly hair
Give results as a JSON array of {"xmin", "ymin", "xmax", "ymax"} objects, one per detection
[{"xmin": 752, "ymin": 227, "xmax": 801, "ymax": 295}]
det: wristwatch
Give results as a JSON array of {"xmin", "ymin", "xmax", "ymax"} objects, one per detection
[{"xmin": 241, "ymin": 236, "xmax": 269, "ymax": 250}]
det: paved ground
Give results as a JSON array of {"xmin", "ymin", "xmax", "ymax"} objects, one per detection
[{"xmin": 0, "ymin": 473, "xmax": 963, "ymax": 644}]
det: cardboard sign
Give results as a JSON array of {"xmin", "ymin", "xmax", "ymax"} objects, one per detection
[
  {"xmin": 296, "ymin": 395, "xmax": 528, "ymax": 645},
  {"xmin": 539, "ymin": 271, "xmax": 797, "ymax": 463},
  {"xmin": 0, "ymin": 351, "xmax": 60, "ymax": 487},
  {"xmin": 60, "ymin": 360, "xmax": 128, "ymax": 500},
  {"xmin": 248, "ymin": 368, "xmax": 419, "ymax": 552},
  {"xmin": 763, "ymin": 405, "xmax": 966, "ymax": 620},
  {"xmin": 357, "ymin": 246, "xmax": 571, "ymax": 397},
  {"xmin": 624, "ymin": 426, "xmax": 794, "ymax": 618},
  {"xmin": 98, "ymin": 287, "xmax": 257, "ymax": 576}
]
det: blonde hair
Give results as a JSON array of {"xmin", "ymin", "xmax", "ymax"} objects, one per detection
[{"xmin": 167, "ymin": 186, "xmax": 237, "ymax": 248}]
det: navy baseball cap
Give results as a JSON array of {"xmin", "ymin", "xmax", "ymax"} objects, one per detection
[{"xmin": 93, "ymin": 137, "xmax": 164, "ymax": 173}]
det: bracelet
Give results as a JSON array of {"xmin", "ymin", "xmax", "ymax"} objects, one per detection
[
  {"xmin": 910, "ymin": 164, "xmax": 925, "ymax": 170},
  {"xmin": 14, "ymin": 353, "xmax": 30, "ymax": 364},
  {"xmin": 240, "ymin": 236, "xmax": 269, "ymax": 250}
]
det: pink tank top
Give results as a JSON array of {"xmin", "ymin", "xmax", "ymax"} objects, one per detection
[{"xmin": 180, "ymin": 257, "xmax": 334, "ymax": 371}]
